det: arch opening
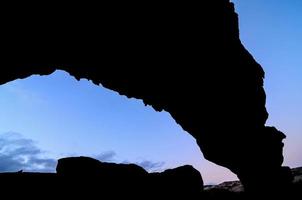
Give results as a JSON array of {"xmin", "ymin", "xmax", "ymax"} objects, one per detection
[{"xmin": 0, "ymin": 70, "xmax": 237, "ymax": 184}]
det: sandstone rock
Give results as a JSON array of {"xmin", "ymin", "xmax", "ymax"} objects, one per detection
[
  {"xmin": 292, "ymin": 167, "xmax": 302, "ymax": 183},
  {"xmin": 56, "ymin": 157, "xmax": 203, "ymax": 194},
  {"xmin": 0, "ymin": 0, "xmax": 293, "ymax": 193},
  {"xmin": 216, "ymin": 181, "xmax": 244, "ymax": 193},
  {"xmin": 57, "ymin": 156, "xmax": 147, "ymax": 177},
  {"xmin": 150, "ymin": 165, "xmax": 203, "ymax": 192}
]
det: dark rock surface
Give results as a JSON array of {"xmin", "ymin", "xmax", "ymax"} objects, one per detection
[
  {"xmin": 150, "ymin": 165, "xmax": 203, "ymax": 193},
  {"xmin": 204, "ymin": 167, "xmax": 302, "ymax": 198},
  {"xmin": 205, "ymin": 181, "xmax": 244, "ymax": 193},
  {"xmin": 292, "ymin": 167, "xmax": 302, "ymax": 183},
  {"xmin": 0, "ymin": 157, "xmax": 203, "ymax": 198},
  {"xmin": 57, "ymin": 156, "xmax": 148, "ymax": 177},
  {"xmin": 0, "ymin": 157, "xmax": 301, "ymax": 198},
  {"xmin": 56, "ymin": 157, "xmax": 203, "ymax": 193},
  {"xmin": 0, "ymin": 0, "xmax": 293, "ymax": 194}
]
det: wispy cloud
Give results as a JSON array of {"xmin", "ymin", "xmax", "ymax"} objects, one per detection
[
  {"xmin": 94, "ymin": 151, "xmax": 165, "ymax": 172},
  {"xmin": 95, "ymin": 151, "xmax": 116, "ymax": 162},
  {"xmin": 0, "ymin": 132, "xmax": 165, "ymax": 173},
  {"xmin": 136, "ymin": 160, "xmax": 165, "ymax": 172},
  {"xmin": 122, "ymin": 159, "xmax": 165, "ymax": 172},
  {"xmin": 0, "ymin": 132, "xmax": 56, "ymax": 172}
]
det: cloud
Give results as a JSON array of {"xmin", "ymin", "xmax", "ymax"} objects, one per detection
[
  {"xmin": 0, "ymin": 132, "xmax": 56, "ymax": 172},
  {"xmin": 122, "ymin": 159, "xmax": 165, "ymax": 172},
  {"xmin": 93, "ymin": 152, "xmax": 165, "ymax": 172},
  {"xmin": 136, "ymin": 160, "xmax": 165, "ymax": 172},
  {"xmin": 0, "ymin": 132, "xmax": 165, "ymax": 174},
  {"xmin": 95, "ymin": 151, "xmax": 116, "ymax": 162}
]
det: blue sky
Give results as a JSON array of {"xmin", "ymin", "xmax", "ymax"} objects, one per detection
[
  {"xmin": 0, "ymin": 71, "xmax": 235, "ymax": 183},
  {"xmin": 0, "ymin": 0, "xmax": 301, "ymax": 184},
  {"xmin": 232, "ymin": 0, "xmax": 302, "ymax": 168},
  {"xmin": 0, "ymin": 72, "xmax": 207, "ymax": 172}
]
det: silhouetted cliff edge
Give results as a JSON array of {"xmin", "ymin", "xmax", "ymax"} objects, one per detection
[
  {"xmin": 0, "ymin": 157, "xmax": 301, "ymax": 198},
  {"xmin": 0, "ymin": 0, "xmax": 294, "ymax": 195}
]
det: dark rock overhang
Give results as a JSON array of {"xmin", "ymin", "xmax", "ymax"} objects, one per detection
[{"xmin": 0, "ymin": 0, "xmax": 292, "ymax": 193}]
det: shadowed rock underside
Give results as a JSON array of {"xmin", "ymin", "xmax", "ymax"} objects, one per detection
[{"xmin": 0, "ymin": 0, "xmax": 293, "ymax": 194}]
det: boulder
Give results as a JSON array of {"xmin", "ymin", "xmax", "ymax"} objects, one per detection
[{"xmin": 56, "ymin": 157, "xmax": 203, "ymax": 194}]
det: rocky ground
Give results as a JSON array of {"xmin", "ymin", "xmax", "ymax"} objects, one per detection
[
  {"xmin": 204, "ymin": 167, "xmax": 302, "ymax": 198},
  {"xmin": 292, "ymin": 167, "xmax": 302, "ymax": 183},
  {"xmin": 0, "ymin": 157, "xmax": 301, "ymax": 199}
]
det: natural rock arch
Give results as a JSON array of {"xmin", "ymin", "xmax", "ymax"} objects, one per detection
[{"xmin": 0, "ymin": 0, "xmax": 292, "ymax": 193}]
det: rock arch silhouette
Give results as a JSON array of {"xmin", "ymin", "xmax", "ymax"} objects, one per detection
[{"xmin": 0, "ymin": 0, "xmax": 292, "ymax": 192}]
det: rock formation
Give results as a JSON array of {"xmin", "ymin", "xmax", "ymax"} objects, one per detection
[
  {"xmin": 57, "ymin": 156, "xmax": 148, "ymax": 177},
  {"xmin": 292, "ymin": 167, "xmax": 302, "ymax": 184},
  {"xmin": 0, "ymin": 157, "xmax": 203, "ymax": 198},
  {"xmin": 0, "ymin": 0, "xmax": 292, "ymax": 193},
  {"xmin": 56, "ymin": 157, "xmax": 203, "ymax": 194},
  {"xmin": 204, "ymin": 167, "xmax": 302, "ymax": 198},
  {"xmin": 1, "ymin": 159, "xmax": 301, "ymax": 198},
  {"xmin": 205, "ymin": 181, "xmax": 244, "ymax": 193}
]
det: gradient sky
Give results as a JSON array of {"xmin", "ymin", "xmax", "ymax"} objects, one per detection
[
  {"xmin": 0, "ymin": 0, "xmax": 301, "ymax": 184},
  {"xmin": 232, "ymin": 0, "xmax": 302, "ymax": 169}
]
